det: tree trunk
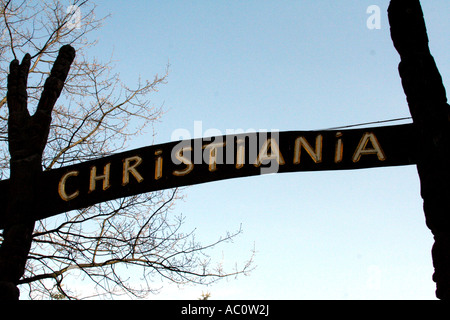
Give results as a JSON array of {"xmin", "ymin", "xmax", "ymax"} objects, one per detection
[
  {"xmin": 388, "ymin": 0, "xmax": 450, "ymax": 299},
  {"xmin": 0, "ymin": 46, "xmax": 75, "ymax": 300}
]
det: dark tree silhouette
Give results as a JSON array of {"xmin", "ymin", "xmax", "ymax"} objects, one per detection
[
  {"xmin": 0, "ymin": 1, "xmax": 253, "ymax": 300},
  {"xmin": 388, "ymin": 0, "xmax": 450, "ymax": 299},
  {"xmin": 0, "ymin": 45, "xmax": 75, "ymax": 300}
]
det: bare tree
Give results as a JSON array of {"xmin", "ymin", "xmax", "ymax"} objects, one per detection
[{"xmin": 0, "ymin": 0, "xmax": 253, "ymax": 300}]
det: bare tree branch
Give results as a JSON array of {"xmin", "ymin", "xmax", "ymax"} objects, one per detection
[{"xmin": 0, "ymin": 0, "xmax": 253, "ymax": 300}]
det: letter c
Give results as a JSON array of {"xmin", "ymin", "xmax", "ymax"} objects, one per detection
[
  {"xmin": 58, "ymin": 170, "xmax": 80, "ymax": 201},
  {"xmin": 234, "ymin": 305, "xmax": 241, "ymax": 315}
]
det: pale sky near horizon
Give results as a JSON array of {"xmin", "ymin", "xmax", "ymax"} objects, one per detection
[{"xmin": 74, "ymin": 0, "xmax": 449, "ymax": 299}]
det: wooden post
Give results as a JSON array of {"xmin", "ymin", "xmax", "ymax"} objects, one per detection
[
  {"xmin": 388, "ymin": 0, "xmax": 450, "ymax": 299},
  {"xmin": 0, "ymin": 45, "xmax": 75, "ymax": 300}
]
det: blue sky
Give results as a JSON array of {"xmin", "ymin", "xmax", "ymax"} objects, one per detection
[{"xmin": 85, "ymin": 0, "xmax": 449, "ymax": 299}]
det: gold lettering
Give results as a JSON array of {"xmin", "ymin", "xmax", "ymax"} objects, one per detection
[
  {"xmin": 203, "ymin": 141, "xmax": 226, "ymax": 172},
  {"xmin": 236, "ymin": 138, "xmax": 245, "ymax": 169},
  {"xmin": 293, "ymin": 135, "xmax": 323, "ymax": 164},
  {"xmin": 352, "ymin": 132, "xmax": 386, "ymax": 162},
  {"xmin": 122, "ymin": 156, "xmax": 144, "ymax": 185},
  {"xmin": 89, "ymin": 163, "xmax": 111, "ymax": 192},
  {"xmin": 335, "ymin": 132, "xmax": 343, "ymax": 163},
  {"xmin": 255, "ymin": 138, "xmax": 285, "ymax": 167},
  {"xmin": 173, "ymin": 146, "xmax": 194, "ymax": 176},
  {"xmin": 154, "ymin": 150, "xmax": 163, "ymax": 180},
  {"xmin": 58, "ymin": 170, "xmax": 80, "ymax": 201}
]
